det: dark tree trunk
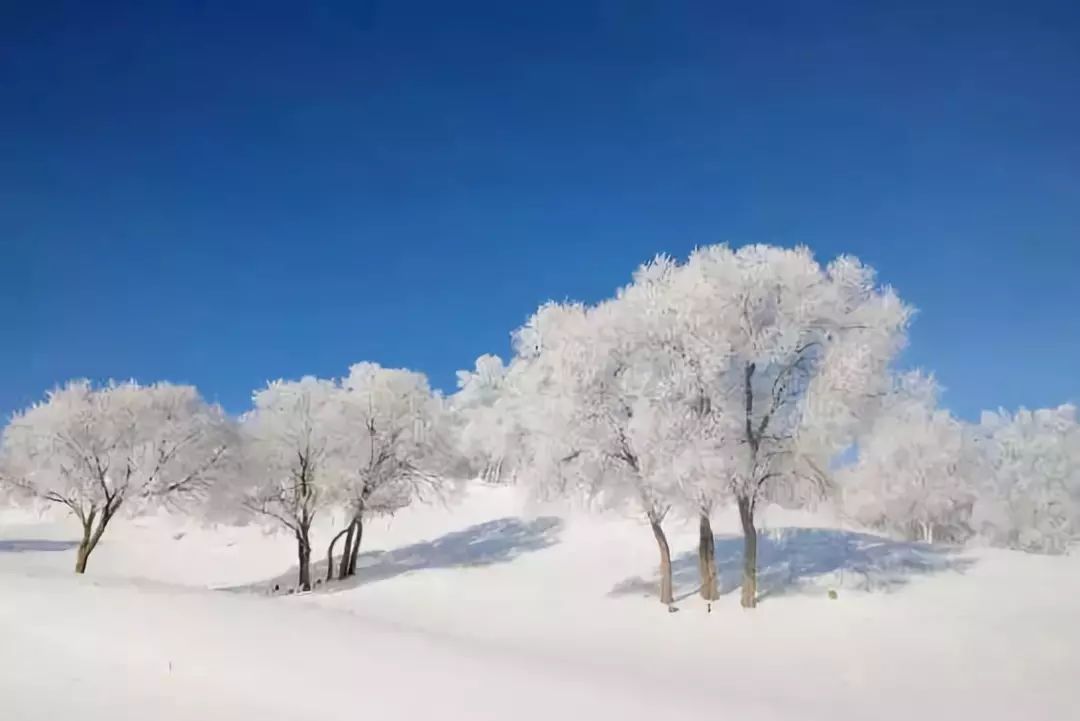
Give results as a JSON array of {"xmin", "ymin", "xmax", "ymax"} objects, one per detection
[
  {"xmin": 649, "ymin": 517, "xmax": 674, "ymax": 606},
  {"xmin": 738, "ymin": 495, "xmax": 758, "ymax": 608},
  {"xmin": 326, "ymin": 526, "xmax": 350, "ymax": 582},
  {"xmin": 296, "ymin": 528, "xmax": 312, "ymax": 592},
  {"xmin": 345, "ymin": 517, "xmax": 363, "ymax": 577},
  {"xmin": 698, "ymin": 510, "xmax": 718, "ymax": 601},
  {"xmin": 74, "ymin": 505, "xmax": 115, "ymax": 575},
  {"xmin": 75, "ymin": 522, "xmax": 92, "ymax": 574},
  {"xmin": 338, "ymin": 522, "xmax": 356, "ymax": 580}
]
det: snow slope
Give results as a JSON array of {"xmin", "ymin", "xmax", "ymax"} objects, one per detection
[{"xmin": 2, "ymin": 484, "xmax": 1078, "ymax": 720}]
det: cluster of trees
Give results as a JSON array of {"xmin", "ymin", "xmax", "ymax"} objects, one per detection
[
  {"xmin": 456, "ymin": 245, "xmax": 910, "ymax": 606},
  {"xmin": 0, "ymin": 365, "xmax": 461, "ymax": 588},
  {"xmin": 844, "ymin": 374, "xmax": 1080, "ymax": 554},
  {"xmin": 456, "ymin": 245, "xmax": 1078, "ymax": 605},
  {"xmin": 2, "ymin": 244, "xmax": 1077, "ymax": 608}
]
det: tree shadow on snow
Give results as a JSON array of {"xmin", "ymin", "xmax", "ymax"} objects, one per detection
[
  {"xmin": 610, "ymin": 528, "xmax": 975, "ymax": 604},
  {"xmin": 229, "ymin": 516, "xmax": 564, "ymax": 595},
  {"xmin": 0, "ymin": 539, "xmax": 80, "ymax": 553}
]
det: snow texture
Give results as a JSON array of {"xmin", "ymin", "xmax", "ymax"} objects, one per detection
[{"xmin": 2, "ymin": 483, "xmax": 1077, "ymax": 721}]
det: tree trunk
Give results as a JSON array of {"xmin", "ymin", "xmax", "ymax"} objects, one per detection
[
  {"xmin": 738, "ymin": 496, "xmax": 758, "ymax": 608},
  {"xmin": 74, "ymin": 506, "xmax": 115, "ymax": 575},
  {"xmin": 649, "ymin": 517, "xmax": 674, "ymax": 606},
  {"xmin": 296, "ymin": 529, "xmax": 312, "ymax": 592},
  {"xmin": 326, "ymin": 526, "xmax": 350, "ymax": 582},
  {"xmin": 338, "ymin": 522, "xmax": 356, "ymax": 580},
  {"xmin": 75, "ymin": 524, "xmax": 92, "ymax": 574},
  {"xmin": 698, "ymin": 510, "xmax": 718, "ymax": 601},
  {"xmin": 345, "ymin": 517, "xmax": 363, "ymax": 577}
]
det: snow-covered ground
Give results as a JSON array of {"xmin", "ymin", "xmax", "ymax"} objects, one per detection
[{"xmin": 2, "ymin": 484, "xmax": 1078, "ymax": 720}]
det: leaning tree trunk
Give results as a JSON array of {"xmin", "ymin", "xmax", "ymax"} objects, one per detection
[
  {"xmin": 698, "ymin": 510, "xmax": 719, "ymax": 601},
  {"xmin": 75, "ymin": 521, "xmax": 93, "ymax": 574},
  {"xmin": 649, "ymin": 517, "xmax": 674, "ymax": 606},
  {"xmin": 326, "ymin": 526, "xmax": 350, "ymax": 582},
  {"xmin": 338, "ymin": 521, "xmax": 356, "ymax": 580},
  {"xmin": 74, "ymin": 505, "xmax": 116, "ymax": 575},
  {"xmin": 344, "ymin": 517, "xmax": 363, "ymax": 577},
  {"xmin": 738, "ymin": 495, "xmax": 758, "ymax": 608},
  {"xmin": 296, "ymin": 528, "xmax": 312, "ymax": 592}
]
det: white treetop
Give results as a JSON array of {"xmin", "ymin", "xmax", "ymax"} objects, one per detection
[
  {"xmin": 452, "ymin": 354, "xmax": 522, "ymax": 483},
  {"xmin": 1, "ymin": 379, "xmax": 232, "ymax": 516},
  {"xmin": 240, "ymin": 376, "xmax": 344, "ymax": 535},
  {"xmin": 0, "ymin": 379, "xmax": 233, "ymax": 571},
  {"xmin": 508, "ymin": 297, "xmax": 681, "ymax": 524},
  {"xmin": 653, "ymin": 245, "xmax": 912, "ymax": 517},
  {"xmin": 972, "ymin": 404, "xmax": 1080, "ymax": 553},
  {"xmin": 842, "ymin": 371, "xmax": 975, "ymax": 543},
  {"xmin": 503, "ymin": 244, "xmax": 911, "ymax": 518},
  {"xmin": 333, "ymin": 362, "xmax": 459, "ymax": 520}
]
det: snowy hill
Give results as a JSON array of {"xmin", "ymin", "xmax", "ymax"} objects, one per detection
[{"xmin": 2, "ymin": 484, "xmax": 1078, "ymax": 720}]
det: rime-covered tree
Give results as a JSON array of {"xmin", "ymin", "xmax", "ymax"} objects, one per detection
[
  {"xmin": 971, "ymin": 405, "xmax": 1080, "ymax": 554},
  {"xmin": 240, "ymin": 377, "xmax": 343, "ymax": 591},
  {"xmin": 614, "ymin": 254, "xmax": 737, "ymax": 602},
  {"xmin": 501, "ymin": 245, "xmax": 908, "ymax": 607},
  {"xmin": 647, "ymin": 245, "xmax": 911, "ymax": 607},
  {"xmin": 453, "ymin": 354, "xmax": 520, "ymax": 484},
  {"xmin": 842, "ymin": 371, "xmax": 975, "ymax": 543},
  {"xmin": 0, "ymin": 380, "xmax": 232, "ymax": 573},
  {"xmin": 506, "ymin": 298, "xmax": 687, "ymax": 606},
  {"xmin": 324, "ymin": 363, "xmax": 459, "ymax": 581}
]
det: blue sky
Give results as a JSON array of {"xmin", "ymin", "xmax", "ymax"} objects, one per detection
[{"xmin": 2, "ymin": 1, "xmax": 1078, "ymax": 420}]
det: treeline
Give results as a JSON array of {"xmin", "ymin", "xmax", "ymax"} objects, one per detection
[{"xmin": 2, "ymin": 244, "xmax": 1076, "ymax": 607}]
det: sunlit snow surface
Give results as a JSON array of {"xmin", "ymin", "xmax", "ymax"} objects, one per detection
[{"xmin": 2, "ymin": 484, "xmax": 1077, "ymax": 720}]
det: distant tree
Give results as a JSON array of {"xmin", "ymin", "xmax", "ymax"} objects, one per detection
[
  {"xmin": 971, "ymin": 405, "xmax": 1080, "ymax": 554},
  {"xmin": 0, "ymin": 380, "xmax": 232, "ymax": 573},
  {"xmin": 325, "ymin": 363, "xmax": 460, "ymax": 581},
  {"xmin": 452, "ymin": 354, "xmax": 520, "ymax": 484},
  {"xmin": 240, "ymin": 377, "xmax": 343, "ymax": 591},
  {"xmin": 842, "ymin": 371, "xmax": 976, "ymax": 543}
]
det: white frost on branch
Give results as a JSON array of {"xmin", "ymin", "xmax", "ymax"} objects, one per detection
[
  {"xmin": 971, "ymin": 404, "xmax": 1080, "ymax": 554},
  {"xmin": 842, "ymin": 371, "xmax": 976, "ymax": 543}
]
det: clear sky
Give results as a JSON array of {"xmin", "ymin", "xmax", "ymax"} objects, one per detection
[{"xmin": 2, "ymin": 1, "xmax": 1078, "ymax": 420}]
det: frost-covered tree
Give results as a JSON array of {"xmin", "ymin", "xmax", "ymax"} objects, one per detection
[
  {"xmin": 324, "ymin": 363, "xmax": 459, "ymax": 581},
  {"xmin": 613, "ymin": 255, "xmax": 737, "ymax": 602},
  {"xmin": 0, "ymin": 380, "xmax": 232, "ymax": 573},
  {"xmin": 453, "ymin": 354, "xmax": 519, "ymax": 484},
  {"xmin": 646, "ymin": 245, "xmax": 911, "ymax": 607},
  {"xmin": 502, "ymin": 245, "xmax": 909, "ymax": 608},
  {"xmin": 240, "ymin": 377, "xmax": 344, "ymax": 591},
  {"xmin": 842, "ymin": 371, "xmax": 975, "ymax": 543},
  {"xmin": 971, "ymin": 405, "xmax": 1080, "ymax": 554},
  {"xmin": 506, "ymin": 296, "xmax": 691, "ymax": 606}
]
